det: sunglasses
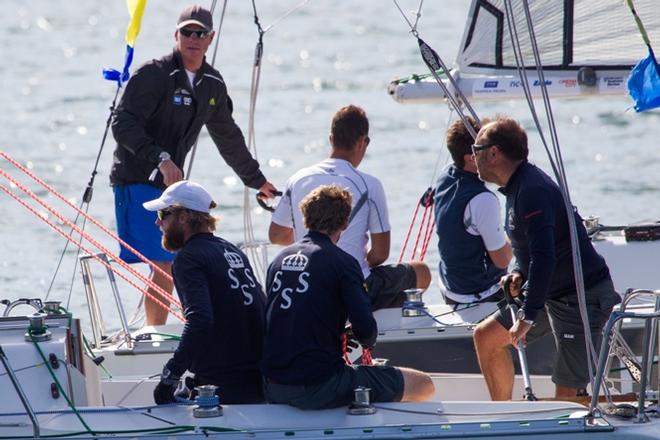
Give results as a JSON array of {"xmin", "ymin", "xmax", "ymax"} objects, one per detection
[
  {"xmin": 179, "ymin": 28, "xmax": 211, "ymax": 39},
  {"xmin": 471, "ymin": 143, "xmax": 495, "ymax": 155},
  {"xmin": 365, "ymin": 135, "xmax": 370, "ymax": 146},
  {"xmin": 157, "ymin": 208, "xmax": 175, "ymax": 221}
]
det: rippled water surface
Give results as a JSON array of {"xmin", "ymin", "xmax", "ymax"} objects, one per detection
[{"xmin": 2, "ymin": 1, "xmax": 659, "ymax": 327}]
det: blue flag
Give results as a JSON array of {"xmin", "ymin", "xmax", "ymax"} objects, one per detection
[
  {"xmin": 628, "ymin": 48, "xmax": 660, "ymax": 112},
  {"xmin": 103, "ymin": 0, "xmax": 148, "ymax": 86}
]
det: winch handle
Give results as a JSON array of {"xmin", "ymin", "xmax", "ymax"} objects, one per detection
[{"xmin": 256, "ymin": 190, "xmax": 283, "ymax": 212}]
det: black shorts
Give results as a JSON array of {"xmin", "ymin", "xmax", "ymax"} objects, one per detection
[
  {"xmin": 366, "ymin": 263, "xmax": 417, "ymax": 310},
  {"xmin": 264, "ymin": 364, "xmax": 404, "ymax": 410},
  {"xmin": 494, "ymin": 277, "xmax": 620, "ymax": 388}
]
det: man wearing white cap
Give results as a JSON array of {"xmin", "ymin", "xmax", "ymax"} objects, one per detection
[
  {"xmin": 144, "ymin": 181, "xmax": 266, "ymax": 404},
  {"xmin": 110, "ymin": 5, "xmax": 277, "ymax": 325}
]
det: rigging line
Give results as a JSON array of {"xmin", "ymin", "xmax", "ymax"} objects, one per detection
[
  {"xmin": 0, "ymin": 151, "xmax": 175, "ymax": 289},
  {"xmin": 0, "ymin": 169, "xmax": 181, "ymax": 308},
  {"xmin": 261, "ymin": 0, "xmax": 311, "ymax": 34},
  {"xmin": 391, "ymin": 0, "xmax": 481, "ymax": 136},
  {"xmin": 502, "ymin": 2, "xmax": 561, "ymax": 180},
  {"xmin": 0, "ymin": 174, "xmax": 183, "ymax": 315},
  {"xmin": 519, "ymin": 0, "xmax": 596, "ymax": 378},
  {"xmin": 186, "ymin": 0, "xmax": 229, "ymax": 179},
  {"xmin": 391, "ymin": 0, "xmax": 422, "ymax": 36},
  {"xmin": 509, "ymin": 0, "xmax": 597, "ymax": 393},
  {"xmin": 45, "ymin": 85, "xmax": 123, "ymax": 301}
]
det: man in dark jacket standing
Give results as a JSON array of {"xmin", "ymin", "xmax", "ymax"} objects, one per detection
[
  {"xmin": 144, "ymin": 180, "xmax": 266, "ymax": 405},
  {"xmin": 262, "ymin": 185, "xmax": 434, "ymax": 409},
  {"xmin": 110, "ymin": 5, "xmax": 276, "ymax": 325},
  {"xmin": 471, "ymin": 117, "xmax": 620, "ymax": 400}
]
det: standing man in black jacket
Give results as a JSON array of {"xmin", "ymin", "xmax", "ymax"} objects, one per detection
[
  {"xmin": 262, "ymin": 185, "xmax": 434, "ymax": 409},
  {"xmin": 471, "ymin": 117, "xmax": 620, "ymax": 400},
  {"xmin": 110, "ymin": 5, "xmax": 277, "ymax": 325},
  {"xmin": 144, "ymin": 180, "xmax": 266, "ymax": 404}
]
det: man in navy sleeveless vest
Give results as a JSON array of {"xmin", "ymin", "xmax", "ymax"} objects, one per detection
[
  {"xmin": 471, "ymin": 117, "xmax": 620, "ymax": 400},
  {"xmin": 434, "ymin": 117, "xmax": 512, "ymax": 305}
]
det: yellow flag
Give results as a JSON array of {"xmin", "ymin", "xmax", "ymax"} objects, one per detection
[{"xmin": 125, "ymin": 0, "xmax": 147, "ymax": 47}]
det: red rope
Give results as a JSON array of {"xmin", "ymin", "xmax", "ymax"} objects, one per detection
[
  {"xmin": 361, "ymin": 347, "xmax": 373, "ymax": 366},
  {"xmin": 341, "ymin": 332, "xmax": 373, "ymax": 366},
  {"xmin": 0, "ymin": 182, "xmax": 185, "ymax": 322},
  {"xmin": 398, "ymin": 201, "xmax": 422, "ymax": 263},
  {"xmin": 0, "ymin": 151, "xmax": 174, "ymax": 286},
  {"xmin": 419, "ymin": 215, "xmax": 436, "ymax": 261},
  {"xmin": 411, "ymin": 203, "xmax": 431, "ymax": 260},
  {"xmin": 0, "ymin": 170, "xmax": 181, "ymax": 309}
]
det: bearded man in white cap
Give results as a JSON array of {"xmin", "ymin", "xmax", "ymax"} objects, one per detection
[
  {"xmin": 110, "ymin": 5, "xmax": 277, "ymax": 325},
  {"xmin": 144, "ymin": 180, "xmax": 266, "ymax": 405}
]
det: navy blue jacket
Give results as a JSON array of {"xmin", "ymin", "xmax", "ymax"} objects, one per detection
[
  {"xmin": 261, "ymin": 231, "xmax": 377, "ymax": 386},
  {"xmin": 434, "ymin": 165, "xmax": 506, "ymax": 297},
  {"xmin": 501, "ymin": 161, "xmax": 610, "ymax": 320},
  {"xmin": 165, "ymin": 233, "xmax": 266, "ymax": 401}
]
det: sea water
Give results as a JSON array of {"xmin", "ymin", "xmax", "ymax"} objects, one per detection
[{"xmin": 2, "ymin": 1, "xmax": 659, "ymax": 328}]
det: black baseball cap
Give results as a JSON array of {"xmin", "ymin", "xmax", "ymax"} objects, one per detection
[{"xmin": 177, "ymin": 5, "xmax": 213, "ymax": 32}]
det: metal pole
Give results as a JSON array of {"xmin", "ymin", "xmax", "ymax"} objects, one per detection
[
  {"xmin": 0, "ymin": 346, "xmax": 40, "ymax": 438},
  {"xmin": 502, "ymin": 278, "xmax": 536, "ymax": 401},
  {"xmin": 100, "ymin": 254, "xmax": 132, "ymax": 348},
  {"xmin": 79, "ymin": 256, "xmax": 104, "ymax": 347}
]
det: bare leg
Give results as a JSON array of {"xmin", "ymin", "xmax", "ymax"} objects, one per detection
[
  {"xmin": 399, "ymin": 367, "xmax": 435, "ymax": 401},
  {"xmin": 473, "ymin": 316, "xmax": 514, "ymax": 400},
  {"xmin": 145, "ymin": 261, "xmax": 173, "ymax": 326},
  {"xmin": 555, "ymin": 385, "xmax": 580, "ymax": 398},
  {"xmin": 408, "ymin": 261, "xmax": 432, "ymax": 290}
]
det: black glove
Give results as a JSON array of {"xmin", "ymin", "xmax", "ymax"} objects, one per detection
[
  {"xmin": 344, "ymin": 327, "xmax": 359, "ymax": 353},
  {"xmin": 153, "ymin": 380, "xmax": 177, "ymax": 404},
  {"xmin": 153, "ymin": 365, "xmax": 180, "ymax": 405}
]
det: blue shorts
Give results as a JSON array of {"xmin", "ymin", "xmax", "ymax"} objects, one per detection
[{"xmin": 113, "ymin": 184, "xmax": 175, "ymax": 264}]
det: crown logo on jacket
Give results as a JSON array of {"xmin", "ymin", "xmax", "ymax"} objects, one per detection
[
  {"xmin": 281, "ymin": 251, "xmax": 308, "ymax": 271},
  {"xmin": 224, "ymin": 249, "xmax": 244, "ymax": 269}
]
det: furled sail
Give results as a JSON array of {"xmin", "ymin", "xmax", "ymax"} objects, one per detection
[{"xmin": 390, "ymin": 0, "xmax": 660, "ymax": 103}]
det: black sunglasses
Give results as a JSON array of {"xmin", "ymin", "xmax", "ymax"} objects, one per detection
[
  {"xmin": 157, "ymin": 208, "xmax": 175, "ymax": 221},
  {"xmin": 365, "ymin": 135, "xmax": 370, "ymax": 146},
  {"xmin": 471, "ymin": 143, "xmax": 495, "ymax": 155},
  {"xmin": 179, "ymin": 28, "xmax": 211, "ymax": 39}
]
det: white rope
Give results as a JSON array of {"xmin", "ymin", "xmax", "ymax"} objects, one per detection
[{"xmin": 241, "ymin": 1, "xmax": 311, "ymax": 285}]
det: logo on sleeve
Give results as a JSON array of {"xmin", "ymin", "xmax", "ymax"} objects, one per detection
[
  {"xmin": 209, "ymin": 97, "xmax": 216, "ymax": 106},
  {"xmin": 507, "ymin": 207, "xmax": 516, "ymax": 231}
]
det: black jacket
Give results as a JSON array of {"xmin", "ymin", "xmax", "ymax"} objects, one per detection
[{"xmin": 110, "ymin": 50, "xmax": 266, "ymax": 189}]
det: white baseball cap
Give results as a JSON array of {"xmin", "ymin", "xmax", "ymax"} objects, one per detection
[{"xmin": 143, "ymin": 180, "xmax": 215, "ymax": 213}]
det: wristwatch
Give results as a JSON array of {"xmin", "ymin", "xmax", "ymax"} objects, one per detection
[
  {"xmin": 160, "ymin": 366, "xmax": 180, "ymax": 385},
  {"xmin": 516, "ymin": 308, "xmax": 534, "ymax": 326},
  {"xmin": 158, "ymin": 151, "xmax": 171, "ymax": 166}
]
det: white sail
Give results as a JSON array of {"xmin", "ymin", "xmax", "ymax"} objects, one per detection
[{"xmin": 390, "ymin": 0, "xmax": 660, "ymax": 103}]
